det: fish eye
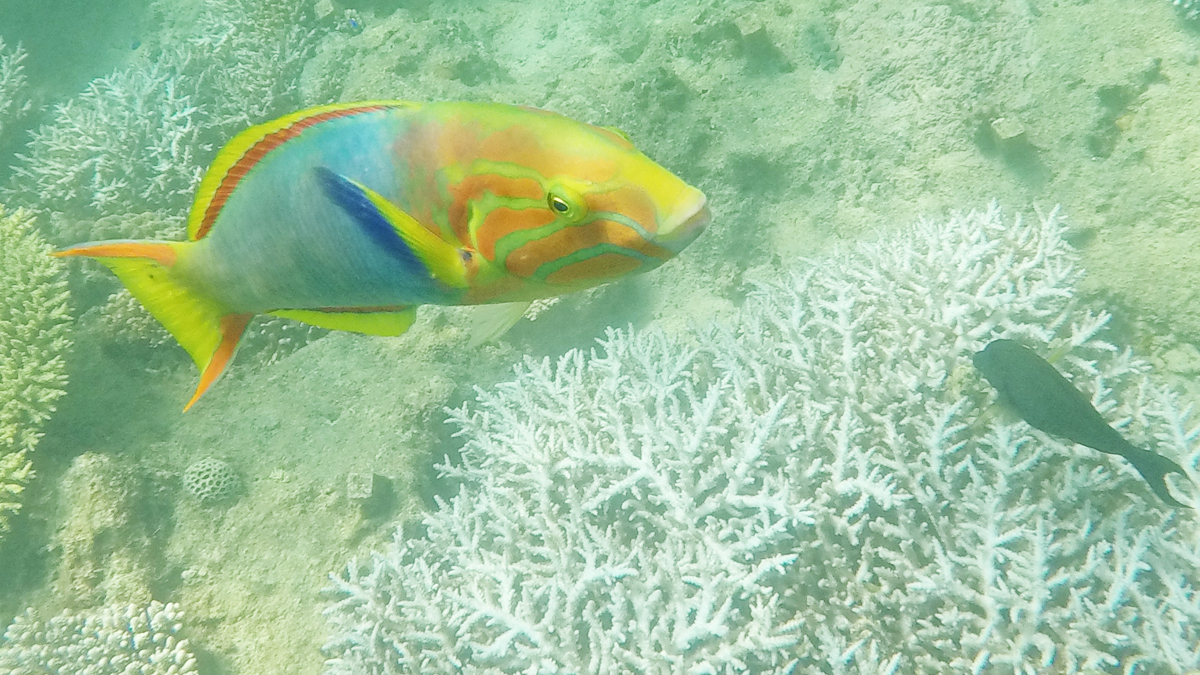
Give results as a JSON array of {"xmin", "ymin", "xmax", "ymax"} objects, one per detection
[{"xmin": 546, "ymin": 186, "xmax": 586, "ymax": 223}]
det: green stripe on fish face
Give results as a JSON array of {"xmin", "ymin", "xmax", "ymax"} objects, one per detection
[{"xmin": 491, "ymin": 211, "xmax": 656, "ymax": 279}]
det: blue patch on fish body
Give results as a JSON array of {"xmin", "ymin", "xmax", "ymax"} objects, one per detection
[{"xmin": 175, "ymin": 108, "xmax": 450, "ymax": 313}]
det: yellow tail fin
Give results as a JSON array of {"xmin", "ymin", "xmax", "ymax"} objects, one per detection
[{"xmin": 54, "ymin": 240, "xmax": 250, "ymax": 411}]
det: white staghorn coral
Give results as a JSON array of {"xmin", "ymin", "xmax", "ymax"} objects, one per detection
[
  {"xmin": 8, "ymin": 53, "xmax": 204, "ymax": 217},
  {"xmin": 708, "ymin": 204, "xmax": 1199, "ymax": 672},
  {"xmin": 0, "ymin": 601, "xmax": 198, "ymax": 675},
  {"xmin": 0, "ymin": 37, "xmax": 31, "ymax": 143},
  {"xmin": 324, "ymin": 327, "xmax": 812, "ymax": 675},
  {"xmin": 6, "ymin": 0, "xmax": 323, "ymax": 220},
  {"xmin": 175, "ymin": 0, "xmax": 320, "ymax": 135},
  {"xmin": 323, "ymin": 205, "xmax": 1199, "ymax": 674}
]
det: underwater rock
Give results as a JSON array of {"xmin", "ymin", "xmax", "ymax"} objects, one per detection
[{"xmin": 52, "ymin": 453, "xmax": 154, "ymax": 607}]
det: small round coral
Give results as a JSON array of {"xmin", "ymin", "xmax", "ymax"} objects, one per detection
[{"xmin": 182, "ymin": 458, "xmax": 240, "ymax": 504}]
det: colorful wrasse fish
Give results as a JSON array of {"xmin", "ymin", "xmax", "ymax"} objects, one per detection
[{"xmin": 56, "ymin": 101, "xmax": 710, "ymax": 410}]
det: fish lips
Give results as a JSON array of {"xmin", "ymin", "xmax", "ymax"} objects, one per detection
[{"xmin": 654, "ymin": 189, "xmax": 710, "ymax": 253}]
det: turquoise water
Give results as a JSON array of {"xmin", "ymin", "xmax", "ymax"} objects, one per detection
[{"xmin": 1, "ymin": 1, "xmax": 1199, "ymax": 673}]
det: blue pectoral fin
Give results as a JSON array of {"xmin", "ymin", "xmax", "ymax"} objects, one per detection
[{"xmin": 314, "ymin": 167, "xmax": 469, "ymax": 288}]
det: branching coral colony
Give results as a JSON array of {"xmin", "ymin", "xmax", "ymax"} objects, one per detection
[
  {"xmin": 322, "ymin": 206, "xmax": 1198, "ymax": 675},
  {"xmin": 0, "ymin": 37, "xmax": 31, "ymax": 144},
  {"xmin": 2, "ymin": 0, "xmax": 326, "ymax": 359},
  {"xmin": 0, "ymin": 206, "xmax": 71, "ymax": 543},
  {"xmin": 0, "ymin": 602, "xmax": 198, "ymax": 674},
  {"xmin": 6, "ymin": 0, "xmax": 321, "ymax": 220}
]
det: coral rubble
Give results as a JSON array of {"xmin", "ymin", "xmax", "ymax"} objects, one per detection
[{"xmin": 323, "ymin": 206, "xmax": 1199, "ymax": 674}]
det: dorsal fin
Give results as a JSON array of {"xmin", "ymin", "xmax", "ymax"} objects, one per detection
[{"xmin": 186, "ymin": 100, "xmax": 420, "ymax": 241}]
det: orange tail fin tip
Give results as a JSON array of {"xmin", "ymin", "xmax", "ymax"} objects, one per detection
[
  {"xmin": 54, "ymin": 241, "xmax": 179, "ymax": 266},
  {"xmin": 184, "ymin": 314, "xmax": 252, "ymax": 412}
]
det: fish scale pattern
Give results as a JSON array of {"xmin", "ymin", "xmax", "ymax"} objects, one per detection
[{"xmin": 322, "ymin": 206, "xmax": 1200, "ymax": 674}]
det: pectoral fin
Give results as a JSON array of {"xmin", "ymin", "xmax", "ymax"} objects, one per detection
[
  {"xmin": 269, "ymin": 306, "xmax": 417, "ymax": 336},
  {"xmin": 315, "ymin": 167, "xmax": 469, "ymax": 289},
  {"xmin": 467, "ymin": 301, "xmax": 534, "ymax": 348}
]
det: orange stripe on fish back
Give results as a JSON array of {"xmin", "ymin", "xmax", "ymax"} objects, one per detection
[{"xmin": 189, "ymin": 102, "xmax": 410, "ymax": 241}]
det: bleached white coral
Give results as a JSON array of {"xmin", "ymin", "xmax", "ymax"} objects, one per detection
[
  {"xmin": 0, "ymin": 37, "xmax": 31, "ymax": 142},
  {"xmin": 6, "ymin": 0, "xmax": 323, "ymax": 220},
  {"xmin": 8, "ymin": 53, "xmax": 204, "ymax": 217},
  {"xmin": 323, "ymin": 328, "xmax": 812, "ymax": 675},
  {"xmin": 707, "ymin": 204, "xmax": 1200, "ymax": 672},
  {"xmin": 0, "ymin": 601, "xmax": 198, "ymax": 675},
  {"xmin": 324, "ymin": 205, "xmax": 1199, "ymax": 674},
  {"xmin": 176, "ymin": 0, "xmax": 321, "ymax": 134}
]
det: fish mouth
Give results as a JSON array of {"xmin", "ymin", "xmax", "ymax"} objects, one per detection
[{"xmin": 655, "ymin": 188, "xmax": 709, "ymax": 252}]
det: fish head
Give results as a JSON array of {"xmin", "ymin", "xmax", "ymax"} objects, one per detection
[{"xmin": 428, "ymin": 103, "xmax": 709, "ymax": 298}]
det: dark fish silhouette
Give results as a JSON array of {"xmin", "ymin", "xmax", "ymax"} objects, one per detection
[{"xmin": 973, "ymin": 339, "xmax": 1192, "ymax": 508}]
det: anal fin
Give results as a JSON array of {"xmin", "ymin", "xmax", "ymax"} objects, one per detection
[{"xmin": 269, "ymin": 306, "xmax": 417, "ymax": 336}]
